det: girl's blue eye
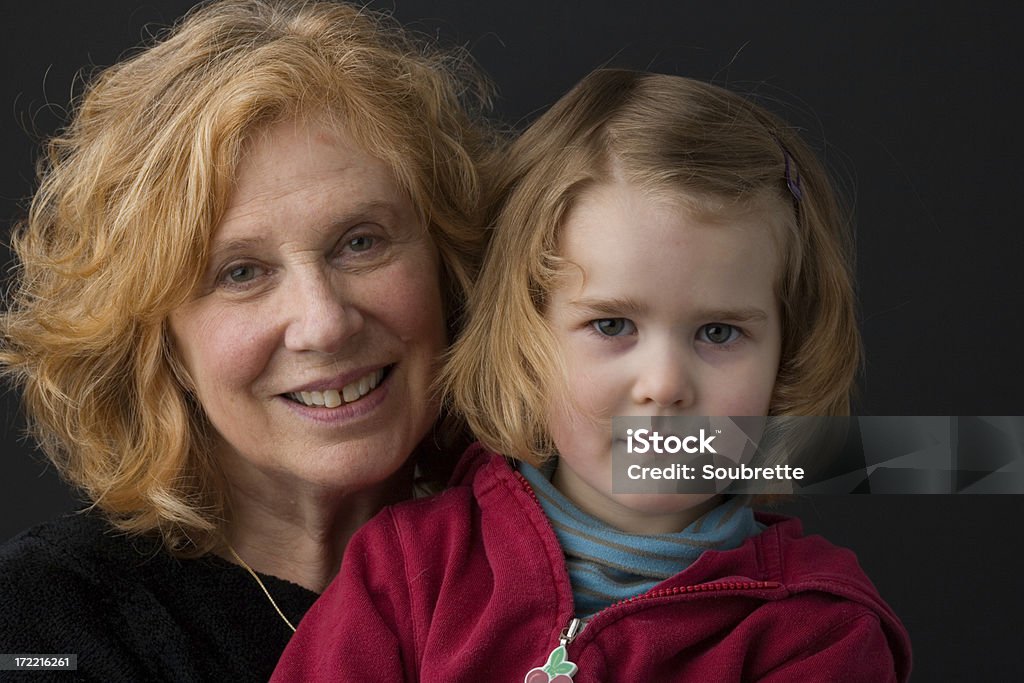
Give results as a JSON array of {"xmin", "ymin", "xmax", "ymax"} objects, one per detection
[
  {"xmin": 592, "ymin": 318, "xmax": 635, "ymax": 337},
  {"xmin": 348, "ymin": 235, "xmax": 375, "ymax": 252},
  {"xmin": 700, "ymin": 323, "xmax": 739, "ymax": 344}
]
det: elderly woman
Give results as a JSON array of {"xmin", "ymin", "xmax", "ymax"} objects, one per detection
[{"xmin": 0, "ymin": 0, "xmax": 495, "ymax": 679}]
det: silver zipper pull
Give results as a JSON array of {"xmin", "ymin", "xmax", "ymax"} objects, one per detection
[{"xmin": 559, "ymin": 617, "xmax": 583, "ymax": 647}]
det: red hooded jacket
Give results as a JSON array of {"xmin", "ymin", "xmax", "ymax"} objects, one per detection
[{"xmin": 273, "ymin": 444, "xmax": 912, "ymax": 681}]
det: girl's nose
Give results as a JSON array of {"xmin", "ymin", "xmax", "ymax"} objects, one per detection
[
  {"xmin": 630, "ymin": 343, "xmax": 696, "ymax": 409},
  {"xmin": 283, "ymin": 272, "xmax": 364, "ymax": 354}
]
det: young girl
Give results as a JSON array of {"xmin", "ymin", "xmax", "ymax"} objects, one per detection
[{"xmin": 272, "ymin": 69, "xmax": 912, "ymax": 682}]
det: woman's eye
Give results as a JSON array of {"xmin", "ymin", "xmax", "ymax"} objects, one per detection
[
  {"xmin": 591, "ymin": 318, "xmax": 636, "ymax": 337},
  {"xmin": 222, "ymin": 264, "xmax": 261, "ymax": 285},
  {"xmin": 347, "ymin": 235, "xmax": 375, "ymax": 252},
  {"xmin": 700, "ymin": 323, "xmax": 740, "ymax": 344}
]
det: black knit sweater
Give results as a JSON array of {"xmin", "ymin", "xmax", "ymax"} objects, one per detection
[{"xmin": 0, "ymin": 511, "xmax": 318, "ymax": 682}]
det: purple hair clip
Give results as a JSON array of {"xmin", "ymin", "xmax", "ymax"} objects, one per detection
[{"xmin": 781, "ymin": 147, "xmax": 803, "ymax": 202}]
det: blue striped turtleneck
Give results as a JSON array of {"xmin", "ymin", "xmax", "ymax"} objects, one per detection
[{"xmin": 518, "ymin": 460, "xmax": 763, "ymax": 619}]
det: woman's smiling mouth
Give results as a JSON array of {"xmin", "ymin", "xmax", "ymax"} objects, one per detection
[{"xmin": 286, "ymin": 367, "xmax": 389, "ymax": 408}]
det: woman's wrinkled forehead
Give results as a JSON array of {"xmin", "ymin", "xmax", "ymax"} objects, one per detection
[{"xmin": 225, "ymin": 111, "xmax": 423, "ymax": 222}]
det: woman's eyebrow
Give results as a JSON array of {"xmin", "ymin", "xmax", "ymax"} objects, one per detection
[
  {"xmin": 209, "ymin": 237, "xmax": 265, "ymax": 257},
  {"xmin": 327, "ymin": 199, "xmax": 403, "ymax": 225},
  {"xmin": 211, "ymin": 200, "xmax": 407, "ymax": 252}
]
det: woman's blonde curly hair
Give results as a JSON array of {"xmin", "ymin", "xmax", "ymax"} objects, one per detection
[{"xmin": 1, "ymin": 0, "xmax": 498, "ymax": 554}]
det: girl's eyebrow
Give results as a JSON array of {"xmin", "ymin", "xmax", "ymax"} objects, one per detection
[
  {"xmin": 570, "ymin": 297, "xmax": 769, "ymax": 323},
  {"xmin": 691, "ymin": 307, "xmax": 770, "ymax": 323},
  {"xmin": 570, "ymin": 297, "xmax": 649, "ymax": 316}
]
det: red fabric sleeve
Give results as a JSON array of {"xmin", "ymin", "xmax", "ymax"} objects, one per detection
[{"xmin": 758, "ymin": 611, "xmax": 899, "ymax": 682}]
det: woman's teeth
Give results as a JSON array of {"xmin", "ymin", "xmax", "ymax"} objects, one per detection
[{"xmin": 288, "ymin": 368, "xmax": 385, "ymax": 408}]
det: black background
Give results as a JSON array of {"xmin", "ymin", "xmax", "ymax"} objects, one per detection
[{"xmin": 2, "ymin": 2, "xmax": 1022, "ymax": 679}]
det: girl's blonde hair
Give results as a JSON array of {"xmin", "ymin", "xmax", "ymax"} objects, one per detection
[
  {"xmin": 445, "ymin": 69, "xmax": 860, "ymax": 465},
  {"xmin": 1, "ymin": 0, "xmax": 497, "ymax": 553}
]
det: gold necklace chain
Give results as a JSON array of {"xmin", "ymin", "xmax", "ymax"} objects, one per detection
[{"xmin": 226, "ymin": 544, "xmax": 297, "ymax": 633}]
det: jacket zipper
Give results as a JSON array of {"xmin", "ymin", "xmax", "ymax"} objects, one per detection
[
  {"xmin": 514, "ymin": 469, "xmax": 783, "ymax": 673},
  {"xmin": 555, "ymin": 579, "xmax": 782, "ymax": 642},
  {"xmin": 611, "ymin": 579, "xmax": 782, "ymax": 603}
]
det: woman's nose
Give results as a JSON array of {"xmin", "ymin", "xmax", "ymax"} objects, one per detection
[
  {"xmin": 283, "ymin": 272, "xmax": 364, "ymax": 354},
  {"xmin": 630, "ymin": 343, "xmax": 696, "ymax": 409}
]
